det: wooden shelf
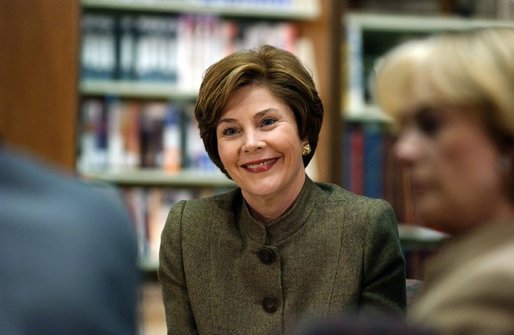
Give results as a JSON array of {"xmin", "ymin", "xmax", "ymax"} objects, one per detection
[
  {"xmin": 80, "ymin": 168, "xmax": 236, "ymax": 187},
  {"xmin": 80, "ymin": 80, "xmax": 198, "ymax": 100},
  {"xmin": 398, "ymin": 223, "xmax": 449, "ymax": 250},
  {"xmin": 344, "ymin": 104, "xmax": 392, "ymax": 123},
  {"xmin": 344, "ymin": 12, "xmax": 514, "ymax": 32},
  {"xmin": 82, "ymin": 0, "xmax": 320, "ymax": 20},
  {"xmin": 138, "ymin": 257, "xmax": 160, "ymax": 272},
  {"xmin": 342, "ymin": 13, "xmax": 514, "ymax": 124}
]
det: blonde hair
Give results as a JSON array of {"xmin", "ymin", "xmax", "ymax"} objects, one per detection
[{"xmin": 373, "ymin": 28, "xmax": 514, "ymax": 143}]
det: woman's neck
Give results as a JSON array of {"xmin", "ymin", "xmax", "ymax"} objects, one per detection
[{"xmin": 244, "ymin": 174, "xmax": 306, "ymax": 224}]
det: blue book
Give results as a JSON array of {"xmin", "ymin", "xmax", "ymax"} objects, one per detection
[
  {"xmin": 117, "ymin": 14, "xmax": 136, "ymax": 80},
  {"xmin": 80, "ymin": 13, "xmax": 116, "ymax": 80},
  {"xmin": 363, "ymin": 122, "xmax": 385, "ymax": 199},
  {"xmin": 342, "ymin": 124, "xmax": 354, "ymax": 189},
  {"xmin": 342, "ymin": 123, "xmax": 364, "ymax": 195}
]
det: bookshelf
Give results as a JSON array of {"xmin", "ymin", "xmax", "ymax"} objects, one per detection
[
  {"xmin": 80, "ymin": 80, "xmax": 198, "ymax": 99},
  {"xmin": 82, "ymin": 0, "xmax": 320, "ymax": 19},
  {"xmin": 81, "ymin": 169, "xmax": 234, "ymax": 187},
  {"xmin": 77, "ymin": 0, "xmax": 328, "ymax": 270},
  {"xmin": 342, "ymin": 12, "xmax": 514, "ymax": 121}
]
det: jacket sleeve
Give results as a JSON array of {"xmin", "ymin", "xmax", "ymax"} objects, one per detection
[
  {"xmin": 360, "ymin": 199, "xmax": 407, "ymax": 315},
  {"xmin": 158, "ymin": 200, "xmax": 199, "ymax": 335}
]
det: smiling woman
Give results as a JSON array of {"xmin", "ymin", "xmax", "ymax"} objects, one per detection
[
  {"xmin": 158, "ymin": 45, "xmax": 407, "ymax": 335},
  {"xmin": 216, "ymin": 84, "xmax": 307, "ymax": 222}
]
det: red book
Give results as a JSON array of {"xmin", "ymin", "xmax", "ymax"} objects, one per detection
[{"xmin": 349, "ymin": 125, "xmax": 364, "ymax": 195}]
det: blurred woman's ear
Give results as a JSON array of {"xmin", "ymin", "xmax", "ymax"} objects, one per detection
[{"xmin": 501, "ymin": 149, "xmax": 514, "ymax": 200}]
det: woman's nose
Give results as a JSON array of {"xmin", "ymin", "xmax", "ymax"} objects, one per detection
[
  {"xmin": 394, "ymin": 130, "xmax": 422, "ymax": 164},
  {"xmin": 242, "ymin": 131, "xmax": 264, "ymax": 153}
]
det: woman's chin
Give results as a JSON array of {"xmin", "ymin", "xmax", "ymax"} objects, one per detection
[
  {"xmin": 416, "ymin": 200, "xmax": 448, "ymax": 229},
  {"xmin": 417, "ymin": 209, "xmax": 454, "ymax": 234}
]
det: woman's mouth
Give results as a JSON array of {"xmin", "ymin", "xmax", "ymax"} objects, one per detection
[
  {"xmin": 242, "ymin": 158, "xmax": 278, "ymax": 172},
  {"xmin": 412, "ymin": 178, "xmax": 433, "ymax": 198}
]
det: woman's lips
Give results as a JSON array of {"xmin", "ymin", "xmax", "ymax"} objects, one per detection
[
  {"xmin": 242, "ymin": 158, "xmax": 278, "ymax": 172},
  {"xmin": 411, "ymin": 178, "xmax": 431, "ymax": 197}
]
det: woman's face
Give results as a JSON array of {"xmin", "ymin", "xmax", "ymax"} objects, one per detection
[
  {"xmin": 216, "ymin": 84, "xmax": 307, "ymax": 204},
  {"xmin": 394, "ymin": 102, "xmax": 510, "ymax": 235}
]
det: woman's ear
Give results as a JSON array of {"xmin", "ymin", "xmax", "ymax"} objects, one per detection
[
  {"xmin": 500, "ymin": 148, "xmax": 514, "ymax": 199},
  {"xmin": 499, "ymin": 146, "xmax": 514, "ymax": 171},
  {"xmin": 302, "ymin": 143, "xmax": 312, "ymax": 157}
]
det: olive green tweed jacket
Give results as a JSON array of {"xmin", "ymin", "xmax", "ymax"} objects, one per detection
[{"xmin": 159, "ymin": 177, "xmax": 406, "ymax": 335}]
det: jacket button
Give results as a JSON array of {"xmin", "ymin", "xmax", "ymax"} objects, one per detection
[
  {"xmin": 262, "ymin": 296, "xmax": 279, "ymax": 313},
  {"xmin": 258, "ymin": 248, "xmax": 276, "ymax": 265}
]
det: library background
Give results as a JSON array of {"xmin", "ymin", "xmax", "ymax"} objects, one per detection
[{"xmin": 1, "ymin": 0, "xmax": 513, "ymax": 333}]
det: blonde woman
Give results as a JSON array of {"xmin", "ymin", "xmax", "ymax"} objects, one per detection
[{"xmin": 373, "ymin": 28, "xmax": 514, "ymax": 334}]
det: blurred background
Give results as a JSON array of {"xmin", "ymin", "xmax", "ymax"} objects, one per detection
[{"xmin": 1, "ymin": 0, "xmax": 513, "ymax": 333}]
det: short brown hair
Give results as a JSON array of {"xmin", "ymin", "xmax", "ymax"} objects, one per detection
[{"xmin": 194, "ymin": 44, "xmax": 323, "ymax": 177}]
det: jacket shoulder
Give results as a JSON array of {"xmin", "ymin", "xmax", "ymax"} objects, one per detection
[
  {"xmin": 165, "ymin": 187, "xmax": 241, "ymax": 235},
  {"xmin": 315, "ymin": 182, "xmax": 391, "ymax": 211},
  {"xmin": 180, "ymin": 187, "xmax": 240, "ymax": 216}
]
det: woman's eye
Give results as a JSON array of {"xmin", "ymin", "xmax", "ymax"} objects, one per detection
[
  {"xmin": 222, "ymin": 127, "xmax": 238, "ymax": 136},
  {"xmin": 261, "ymin": 118, "xmax": 276, "ymax": 127},
  {"xmin": 415, "ymin": 107, "xmax": 442, "ymax": 136}
]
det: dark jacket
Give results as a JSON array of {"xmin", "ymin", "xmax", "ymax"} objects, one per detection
[
  {"xmin": 159, "ymin": 177, "xmax": 406, "ymax": 335},
  {"xmin": 0, "ymin": 146, "xmax": 139, "ymax": 334}
]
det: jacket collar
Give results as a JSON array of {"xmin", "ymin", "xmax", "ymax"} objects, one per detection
[{"xmin": 239, "ymin": 176, "xmax": 318, "ymax": 245}]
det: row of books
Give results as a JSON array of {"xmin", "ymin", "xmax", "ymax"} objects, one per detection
[
  {"xmin": 342, "ymin": 121, "xmax": 416, "ymax": 224},
  {"xmin": 81, "ymin": 12, "xmax": 298, "ymax": 90},
  {"xmin": 77, "ymin": 98, "xmax": 217, "ymax": 173},
  {"xmin": 343, "ymin": 121, "xmax": 436, "ymax": 278},
  {"xmin": 122, "ymin": 186, "xmax": 227, "ymax": 263}
]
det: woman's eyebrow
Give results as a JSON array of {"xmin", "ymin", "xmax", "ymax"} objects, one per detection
[
  {"xmin": 253, "ymin": 108, "xmax": 279, "ymax": 120},
  {"xmin": 217, "ymin": 117, "xmax": 237, "ymax": 125},
  {"xmin": 217, "ymin": 107, "xmax": 280, "ymax": 126}
]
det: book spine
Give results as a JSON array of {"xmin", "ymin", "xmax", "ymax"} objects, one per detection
[
  {"xmin": 106, "ymin": 97, "xmax": 125, "ymax": 171},
  {"xmin": 140, "ymin": 102, "xmax": 166, "ymax": 168},
  {"xmin": 134, "ymin": 187, "xmax": 196, "ymax": 263},
  {"xmin": 363, "ymin": 122, "xmax": 385, "ymax": 199},
  {"xmin": 345, "ymin": 21, "xmax": 364, "ymax": 115},
  {"xmin": 121, "ymin": 101, "xmax": 141, "ymax": 169},
  {"xmin": 78, "ymin": 99, "xmax": 106, "ymax": 171},
  {"xmin": 117, "ymin": 14, "xmax": 136, "ymax": 80},
  {"xmin": 80, "ymin": 14, "xmax": 116, "ymax": 80},
  {"xmin": 343, "ymin": 123, "xmax": 364, "ymax": 195},
  {"xmin": 163, "ymin": 104, "xmax": 182, "ymax": 172}
]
